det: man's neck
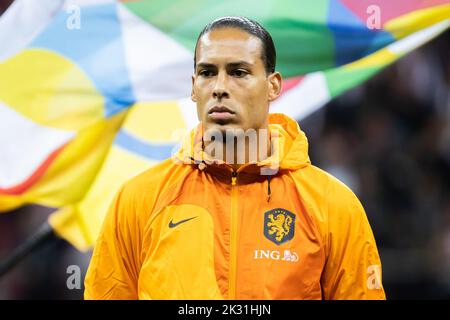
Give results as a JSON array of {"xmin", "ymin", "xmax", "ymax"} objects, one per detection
[{"xmin": 203, "ymin": 126, "xmax": 271, "ymax": 170}]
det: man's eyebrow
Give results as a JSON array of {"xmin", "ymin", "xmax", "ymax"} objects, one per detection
[
  {"xmin": 196, "ymin": 61, "xmax": 254, "ymax": 69},
  {"xmin": 196, "ymin": 63, "xmax": 216, "ymax": 70},
  {"xmin": 226, "ymin": 61, "xmax": 253, "ymax": 68}
]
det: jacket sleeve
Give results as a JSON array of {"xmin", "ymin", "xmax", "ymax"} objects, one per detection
[
  {"xmin": 320, "ymin": 182, "xmax": 386, "ymax": 300},
  {"xmin": 84, "ymin": 184, "xmax": 141, "ymax": 300}
]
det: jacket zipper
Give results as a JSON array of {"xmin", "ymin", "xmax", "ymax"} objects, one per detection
[{"xmin": 229, "ymin": 170, "xmax": 238, "ymax": 299}]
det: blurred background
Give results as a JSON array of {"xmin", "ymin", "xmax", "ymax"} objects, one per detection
[
  {"xmin": 0, "ymin": 0, "xmax": 449, "ymax": 299},
  {"xmin": 306, "ymin": 29, "xmax": 450, "ymax": 299}
]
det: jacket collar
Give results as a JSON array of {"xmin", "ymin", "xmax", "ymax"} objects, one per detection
[{"xmin": 173, "ymin": 113, "xmax": 311, "ymax": 176}]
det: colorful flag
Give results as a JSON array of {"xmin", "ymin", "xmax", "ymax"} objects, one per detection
[{"xmin": 1, "ymin": 0, "xmax": 449, "ymax": 250}]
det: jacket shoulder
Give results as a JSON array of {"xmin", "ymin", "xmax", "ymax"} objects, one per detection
[
  {"xmin": 116, "ymin": 158, "xmax": 194, "ymax": 223},
  {"xmin": 289, "ymin": 165, "xmax": 367, "ymax": 242},
  {"xmin": 312, "ymin": 165, "xmax": 361, "ymax": 207},
  {"xmin": 121, "ymin": 158, "xmax": 191, "ymax": 196},
  {"xmin": 290, "ymin": 164, "xmax": 362, "ymax": 213}
]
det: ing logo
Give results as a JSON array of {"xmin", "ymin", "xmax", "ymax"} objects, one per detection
[{"xmin": 253, "ymin": 249, "xmax": 299, "ymax": 263}]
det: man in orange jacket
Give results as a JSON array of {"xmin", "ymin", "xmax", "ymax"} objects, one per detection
[{"xmin": 84, "ymin": 16, "xmax": 386, "ymax": 300}]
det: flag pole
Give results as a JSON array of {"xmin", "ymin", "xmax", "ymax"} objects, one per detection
[{"xmin": 0, "ymin": 221, "xmax": 55, "ymax": 278}]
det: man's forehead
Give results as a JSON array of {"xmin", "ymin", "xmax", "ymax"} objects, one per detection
[{"xmin": 196, "ymin": 28, "xmax": 263, "ymax": 65}]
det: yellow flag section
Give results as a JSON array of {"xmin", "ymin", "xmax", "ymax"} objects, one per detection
[
  {"xmin": 0, "ymin": 49, "xmax": 104, "ymax": 130},
  {"xmin": 49, "ymin": 101, "xmax": 189, "ymax": 251},
  {"xmin": 0, "ymin": 48, "xmax": 125, "ymax": 211},
  {"xmin": 384, "ymin": 3, "xmax": 450, "ymax": 39}
]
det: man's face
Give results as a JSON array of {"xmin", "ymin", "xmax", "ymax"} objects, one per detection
[{"xmin": 192, "ymin": 28, "xmax": 281, "ymax": 134}]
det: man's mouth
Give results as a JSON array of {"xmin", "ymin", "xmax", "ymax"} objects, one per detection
[{"xmin": 208, "ymin": 105, "xmax": 235, "ymax": 122}]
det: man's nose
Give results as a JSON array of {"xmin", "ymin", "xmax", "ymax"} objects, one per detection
[{"xmin": 212, "ymin": 71, "xmax": 229, "ymax": 100}]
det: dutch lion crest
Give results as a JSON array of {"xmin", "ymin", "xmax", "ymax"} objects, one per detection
[{"xmin": 264, "ymin": 208, "xmax": 296, "ymax": 245}]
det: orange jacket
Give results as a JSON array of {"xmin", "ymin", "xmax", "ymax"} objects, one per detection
[{"xmin": 84, "ymin": 113, "xmax": 386, "ymax": 300}]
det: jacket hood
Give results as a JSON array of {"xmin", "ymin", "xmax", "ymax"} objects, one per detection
[{"xmin": 173, "ymin": 113, "xmax": 311, "ymax": 173}]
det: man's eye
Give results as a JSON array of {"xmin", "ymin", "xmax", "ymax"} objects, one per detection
[
  {"xmin": 199, "ymin": 70, "xmax": 214, "ymax": 77},
  {"xmin": 231, "ymin": 69, "xmax": 248, "ymax": 77}
]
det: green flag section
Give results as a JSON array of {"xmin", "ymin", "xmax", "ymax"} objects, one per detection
[{"xmin": 124, "ymin": 0, "xmax": 335, "ymax": 76}]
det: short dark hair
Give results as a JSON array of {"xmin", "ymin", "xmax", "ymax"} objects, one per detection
[{"xmin": 194, "ymin": 16, "xmax": 276, "ymax": 74}]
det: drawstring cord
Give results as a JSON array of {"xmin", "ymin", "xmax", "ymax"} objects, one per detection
[{"xmin": 189, "ymin": 156, "xmax": 207, "ymax": 171}]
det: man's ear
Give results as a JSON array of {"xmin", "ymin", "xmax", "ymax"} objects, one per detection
[
  {"xmin": 268, "ymin": 72, "xmax": 282, "ymax": 102},
  {"xmin": 191, "ymin": 75, "xmax": 197, "ymax": 102}
]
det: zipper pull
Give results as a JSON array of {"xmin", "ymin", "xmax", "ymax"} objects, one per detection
[{"xmin": 231, "ymin": 171, "xmax": 237, "ymax": 186}]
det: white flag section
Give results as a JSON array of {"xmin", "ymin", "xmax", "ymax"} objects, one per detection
[
  {"xmin": 118, "ymin": 4, "xmax": 193, "ymax": 101},
  {"xmin": 0, "ymin": 0, "xmax": 63, "ymax": 61},
  {"xmin": 0, "ymin": 102, "xmax": 74, "ymax": 189}
]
